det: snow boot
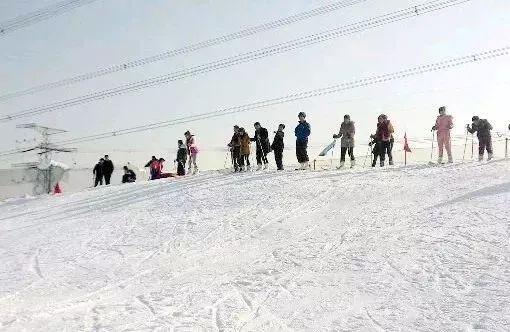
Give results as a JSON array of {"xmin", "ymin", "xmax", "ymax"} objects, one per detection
[
  {"xmin": 256, "ymin": 164, "xmax": 262, "ymax": 171},
  {"xmin": 488, "ymin": 153, "xmax": 493, "ymax": 161},
  {"xmin": 448, "ymin": 157, "xmax": 453, "ymax": 163},
  {"xmin": 437, "ymin": 156, "xmax": 443, "ymax": 164},
  {"xmin": 380, "ymin": 161, "xmax": 385, "ymax": 167},
  {"xmin": 263, "ymin": 163, "xmax": 268, "ymax": 170},
  {"xmin": 193, "ymin": 166, "xmax": 199, "ymax": 175},
  {"xmin": 389, "ymin": 160, "xmax": 394, "ymax": 166},
  {"xmin": 350, "ymin": 159, "xmax": 355, "ymax": 168},
  {"xmin": 337, "ymin": 161, "xmax": 345, "ymax": 169},
  {"xmin": 478, "ymin": 154, "xmax": 484, "ymax": 161}
]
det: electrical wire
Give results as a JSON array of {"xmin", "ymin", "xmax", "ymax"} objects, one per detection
[
  {"xmin": 0, "ymin": 0, "xmax": 367, "ymax": 101},
  {"xmin": 0, "ymin": 0, "xmax": 98, "ymax": 36},
  {"xmin": 0, "ymin": 0, "xmax": 476, "ymax": 121}
]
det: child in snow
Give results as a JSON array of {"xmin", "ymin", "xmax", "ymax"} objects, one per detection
[
  {"xmin": 271, "ymin": 124, "xmax": 285, "ymax": 170},
  {"xmin": 239, "ymin": 127, "xmax": 251, "ymax": 171},
  {"xmin": 333, "ymin": 114, "xmax": 356, "ymax": 168},
  {"xmin": 175, "ymin": 140, "xmax": 187, "ymax": 176},
  {"xmin": 295, "ymin": 112, "xmax": 311, "ymax": 170},
  {"xmin": 122, "ymin": 166, "xmax": 136, "ymax": 183},
  {"xmin": 184, "ymin": 131, "xmax": 199, "ymax": 175},
  {"xmin": 432, "ymin": 106, "xmax": 454, "ymax": 163},
  {"xmin": 93, "ymin": 158, "xmax": 104, "ymax": 187},
  {"xmin": 467, "ymin": 116, "xmax": 493, "ymax": 161}
]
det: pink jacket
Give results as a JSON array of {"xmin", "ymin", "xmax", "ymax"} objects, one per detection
[
  {"xmin": 186, "ymin": 135, "xmax": 199, "ymax": 155},
  {"xmin": 434, "ymin": 115, "xmax": 453, "ymax": 133}
]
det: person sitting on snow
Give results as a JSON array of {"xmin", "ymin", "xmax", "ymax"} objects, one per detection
[
  {"xmin": 467, "ymin": 116, "xmax": 493, "ymax": 161},
  {"xmin": 122, "ymin": 166, "xmax": 136, "ymax": 183}
]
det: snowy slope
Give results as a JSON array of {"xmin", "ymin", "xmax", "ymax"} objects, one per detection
[{"xmin": 0, "ymin": 161, "xmax": 509, "ymax": 331}]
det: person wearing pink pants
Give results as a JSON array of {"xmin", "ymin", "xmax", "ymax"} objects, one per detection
[{"xmin": 432, "ymin": 106, "xmax": 454, "ymax": 163}]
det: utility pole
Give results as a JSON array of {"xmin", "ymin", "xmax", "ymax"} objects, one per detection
[{"xmin": 13, "ymin": 123, "xmax": 75, "ymax": 194}]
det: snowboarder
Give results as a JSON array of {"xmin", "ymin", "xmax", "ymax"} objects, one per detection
[
  {"xmin": 228, "ymin": 125, "xmax": 242, "ymax": 172},
  {"xmin": 145, "ymin": 156, "xmax": 158, "ymax": 180},
  {"xmin": 432, "ymin": 106, "xmax": 454, "ymax": 163},
  {"xmin": 239, "ymin": 127, "xmax": 251, "ymax": 171},
  {"xmin": 175, "ymin": 140, "xmax": 187, "ymax": 176},
  {"xmin": 93, "ymin": 158, "xmax": 104, "ymax": 187},
  {"xmin": 102, "ymin": 155, "xmax": 114, "ymax": 185},
  {"xmin": 371, "ymin": 114, "xmax": 394, "ymax": 167},
  {"xmin": 295, "ymin": 111, "xmax": 311, "ymax": 170},
  {"xmin": 184, "ymin": 131, "xmax": 199, "ymax": 175},
  {"xmin": 333, "ymin": 114, "xmax": 356, "ymax": 168},
  {"xmin": 467, "ymin": 116, "xmax": 493, "ymax": 161},
  {"xmin": 122, "ymin": 166, "xmax": 136, "ymax": 183},
  {"xmin": 271, "ymin": 124, "xmax": 285, "ymax": 170},
  {"xmin": 251, "ymin": 122, "xmax": 270, "ymax": 170}
]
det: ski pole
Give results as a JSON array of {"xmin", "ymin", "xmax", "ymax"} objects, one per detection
[
  {"xmin": 471, "ymin": 133, "xmax": 474, "ymax": 160},
  {"xmin": 462, "ymin": 129, "xmax": 469, "ymax": 161},
  {"xmin": 430, "ymin": 131, "xmax": 435, "ymax": 163},
  {"xmin": 363, "ymin": 142, "xmax": 371, "ymax": 167}
]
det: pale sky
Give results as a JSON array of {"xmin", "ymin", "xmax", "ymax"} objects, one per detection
[{"xmin": 0, "ymin": 0, "xmax": 509, "ymax": 170}]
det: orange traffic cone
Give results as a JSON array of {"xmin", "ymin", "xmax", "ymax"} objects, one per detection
[{"xmin": 54, "ymin": 182, "xmax": 62, "ymax": 194}]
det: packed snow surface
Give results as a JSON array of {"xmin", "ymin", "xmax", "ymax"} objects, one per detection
[{"xmin": 0, "ymin": 161, "xmax": 509, "ymax": 331}]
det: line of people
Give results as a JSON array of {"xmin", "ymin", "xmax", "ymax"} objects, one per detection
[{"xmin": 93, "ymin": 108, "xmax": 502, "ymax": 187}]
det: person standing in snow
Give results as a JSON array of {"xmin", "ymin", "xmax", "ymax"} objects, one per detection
[
  {"xmin": 121, "ymin": 166, "xmax": 136, "ymax": 183},
  {"xmin": 295, "ymin": 112, "xmax": 311, "ymax": 169},
  {"xmin": 239, "ymin": 127, "xmax": 252, "ymax": 171},
  {"xmin": 371, "ymin": 114, "xmax": 394, "ymax": 167},
  {"xmin": 102, "ymin": 155, "xmax": 114, "ymax": 185},
  {"xmin": 271, "ymin": 124, "xmax": 285, "ymax": 170},
  {"xmin": 467, "ymin": 116, "xmax": 493, "ymax": 161},
  {"xmin": 333, "ymin": 114, "xmax": 356, "ymax": 168},
  {"xmin": 93, "ymin": 158, "xmax": 104, "ymax": 187},
  {"xmin": 228, "ymin": 125, "xmax": 242, "ymax": 172},
  {"xmin": 251, "ymin": 122, "xmax": 270, "ymax": 170},
  {"xmin": 432, "ymin": 106, "xmax": 454, "ymax": 163},
  {"xmin": 175, "ymin": 140, "xmax": 187, "ymax": 176},
  {"xmin": 184, "ymin": 131, "xmax": 199, "ymax": 175}
]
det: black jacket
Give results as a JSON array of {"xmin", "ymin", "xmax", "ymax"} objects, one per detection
[
  {"xmin": 177, "ymin": 147, "xmax": 187, "ymax": 162},
  {"xmin": 122, "ymin": 169, "xmax": 137, "ymax": 183},
  {"xmin": 252, "ymin": 127, "xmax": 271, "ymax": 153},
  {"xmin": 229, "ymin": 132, "xmax": 241, "ymax": 148},
  {"xmin": 468, "ymin": 119, "xmax": 492, "ymax": 139},
  {"xmin": 102, "ymin": 159, "xmax": 114, "ymax": 175},
  {"xmin": 93, "ymin": 163, "xmax": 103, "ymax": 176},
  {"xmin": 271, "ymin": 131, "xmax": 284, "ymax": 151}
]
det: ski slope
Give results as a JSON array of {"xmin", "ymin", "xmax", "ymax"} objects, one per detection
[{"xmin": 0, "ymin": 161, "xmax": 509, "ymax": 331}]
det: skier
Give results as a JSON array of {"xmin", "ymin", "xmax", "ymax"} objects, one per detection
[
  {"xmin": 175, "ymin": 140, "xmax": 187, "ymax": 176},
  {"xmin": 102, "ymin": 155, "xmax": 114, "ymax": 185},
  {"xmin": 431, "ymin": 106, "xmax": 454, "ymax": 163},
  {"xmin": 184, "ymin": 131, "xmax": 199, "ymax": 175},
  {"xmin": 271, "ymin": 124, "xmax": 285, "ymax": 170},
  {"xmin": 371, "ymin": 114, "xmax": 394, "ymax": 167},
  {"xmin": 145, "ymin": 156, "xmax": 158, "ymax": 180},
  {"xmin": 227, "ymin": 125, "xmax": 242, "ymax": 172},
  {"xmin": 239, "ymin": 127, "xmax": 251, "ymax": 171},
  {"xmin": 467, "ymin": 116, "xmax": 493, "ymax": 161},
  {"xmin": 251, "ymin": 122, "xmax": 270, "ymax": 170},
  {"xmin": 295, "ymin": 112, "xmax": 311, "ymax": 170},
  {"xmin": 93, "ymin": 158, "xmax": 104, "ymax": 187},
  {"xmin": 333, "ymin": 114, "xmax": 356, "ymax": 168},
  {"xmin": 121, "ymin": 166, "xmax": 136, "ymax": 183}
]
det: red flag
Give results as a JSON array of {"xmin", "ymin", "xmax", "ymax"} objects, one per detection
[{"xmin": 404, "ymin": 133, "xmax": 412, "ymax": 153}]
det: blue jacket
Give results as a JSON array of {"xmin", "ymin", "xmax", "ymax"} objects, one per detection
[{"xmin": 295, "ymin": 121, "xmax": 311, "ymax": 142}]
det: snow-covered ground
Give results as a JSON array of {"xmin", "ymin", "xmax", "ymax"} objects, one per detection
[{"xmin": 0, "ymin": 160, "xmax": 509, "ymax": 331}]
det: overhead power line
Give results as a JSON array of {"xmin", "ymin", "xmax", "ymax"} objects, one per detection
[
  {"xmin": 0, "ymin": 0, "xmax": 475, "ymax": 121},
  {"xmin": 0, "ymin": 45, "xmax": 507, "ymax": 158},
  {"xmin": 0, "ymin": 0, "xmax": 98, "ymax": 36},
  {"xmin": 0, "ymin": 0, "xmax": 368, "ymax": 102}
]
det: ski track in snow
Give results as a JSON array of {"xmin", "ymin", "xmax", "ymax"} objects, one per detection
[{"xmin": 0, "ymin": 160, "xmax": 509, "ymax": 331}]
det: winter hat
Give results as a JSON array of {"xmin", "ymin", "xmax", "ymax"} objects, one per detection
[
  {"xmin": 233, "ymin": 125, "xmax": 239, "ymax": 129},
  {"xmin": 298, "ymin": 111, "xmax": 306, "ymax": 118},
  {"xmin": 344, "ymin": 114, "xmax": 351, "ymax": 120},
  {"xmin": 472, "ymin": 116, "xmax": 480, "ymax": 121},
  {"xmin": 279, "ymin": 123, "xmax": 285, "ymax": 129},
  {"xmin": 184, "ymin": 131, "xmax": 191, "ymax": 136},
  {"xmin": 123, "ymin": 166, "xmax": 128, "ymax": 170},
  {"xmin": 177, "ymin": 139, "xmax": 183, "ymax": 145},
  {"xmin": 254, "ymin": 122, "xmax": 261, "ymax": 126},
  {"xmin": 438, "ymin": 106, "xmax": 446, "ymax": 113}
]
